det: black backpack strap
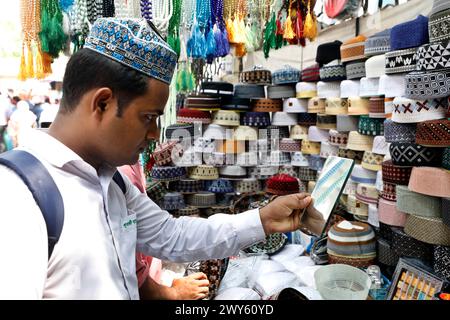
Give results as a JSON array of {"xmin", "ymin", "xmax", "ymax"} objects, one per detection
[
  {"xmin": 113, "ymin": 171, "xmax": 126, "ymax": 194},
  {"xmin": 0, "ymin": 150, "xmax": 64, "ymax": 260}
]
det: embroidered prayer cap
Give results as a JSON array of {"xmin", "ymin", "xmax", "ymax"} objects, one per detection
[
  {"xmin": 390, "ymin": 15, "xmax": 429, "ymax": 51},
  {"xmin": 381, "ymin": 160, "xmax": 412, "ymax": 185},
  {"xmin": 364, "ymin": 29, "xmax": 391, "ymax": 56},
  {"xmin": 391, "ymin": 97, "xmax": 448, "ymax": 123},
  {"xmin": 272, "ymin": 65, "xmax": 301, "ymax": 85},
  {"xmin": 279, "ymin": 138, "xmax": 302, "ymax": 152},
  {"xmin": 161, "ymin": 192, "xmax": 185, "ymax": 211},
  {"xmin": 346, "ymin": 61, "xmax": 366, "ymax": 80},
  {"xmin": 301, "ymin": 63, "xmax": 320, "ymax": 82},
  {"xmin": 443, "ymin": 147, "xmax": 450, "ymax": 170},
  {"xmin": 340, "ymin": 35, "xmax": 367, "ymax": 63},
  {"xmin": 283, "ymin": 98, "xmax": 308, "ymax": 113},
  {"xmin": 329, "ymin": 129, "xmax": 349, "ymax": 147},
  {"xmin": 176, "ymin": 108, "xmax": 211, "ymax": 124},
  {"xmin": 358, "ymin": 116, "xmax": 384, "ymax": 136},
  {"xmin": 361, "ymin": 151, "xmax": 384, "ymax": 171},
  {"xmin": 265, "ymin": 174, "xmax": 300, "ymax": 195},
  {"xmin": 316, "ymin": 40, "xmax": 343, "ymax": 67},
  {"xmin": 84, "ymin": 18, "xmax": 177, "ymax": 84},
  {"xmin": 383, "ymin": 119, "xmax": 417, "ymax": 143},
  {"xmin": 415, "ymin": 41, "xmax": 450, "ymax": 73},
  {"xmin": 385, "ymin": 48, "xmax": 419, "ymax": 74},
  {"xmin": 389, "ymin": 142, "xmax": 443, "ymax": 167},
  {"xmin": 416, "ymin": 119, "xmax": 450, "ymax": 147},
  {"xmin": 429, "ymin": 0, "xmax": 450, "ymax": 43},
  {"xmin": 241, "ymin": 111, "xmax": 271, "ymax": 127},
  {"xmin": 239, "ymin": 66, "xmax": 272, "ymax": 85},
  {"xmin": 405, "ymin": 71, "xmax": 450, "ymax": 100},
  {"xmin": 290, "ymin": 125, "xmax": 309, "ymax": 140}
]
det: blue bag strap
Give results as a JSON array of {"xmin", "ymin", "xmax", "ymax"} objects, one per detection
[{"xmin": 0, "ymin": 150, "xmax": 64, "ymax": 260}]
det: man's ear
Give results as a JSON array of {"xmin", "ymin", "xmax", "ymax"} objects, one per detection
[{"xmin": 91, "ymin": 87, "xmax": 115, "ymax": 120}]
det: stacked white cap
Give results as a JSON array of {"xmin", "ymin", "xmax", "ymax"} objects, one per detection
[
  {"xmin": 365, "ymin": 54, "xmax": 386, "ymax": 78},
  {"xmin": 340, "ymin": 80, "xmax": 360, "ymax": 98},
  {"xmin": 359, "ymin": 77, "xmax": 380, "ymax": 97},
  {"xmin": 317, "ymin": 81, "xmax": 340, "ymax": 98},
  {"xmin": 271, "ymin": 112, "xmax": 298, "ymax": 126},
  {"xmin": 378, "ymin": 74, "xmax": 406, "ymax": 98}
]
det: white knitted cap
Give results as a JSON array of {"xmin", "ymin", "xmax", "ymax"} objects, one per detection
[
  {"xmin": 340, "ymin": 80, "xmax": 360, "ymax": 98},
  {"xmin": 320, "ymin": 141, "xmax": 339, "ymax": 158},
  {"xmin": 283, "ymin": 98, "xmax": 308, "ymax": 113},
  {"xmin": 317, "ymin": 81, "xmax": 340, "ymax": 98},
  {"xmin": 378, "ymin": 74, "xmax": 406, "ymax": 98},
  {"xmin": 365, "ymin": 54, "xmax": 386, "ymax": 78},
  {"xmin": 371, "ymin": 135, "xmax": 389, "ymax": 155},
  {"xmin": 291, "ymin": 151, "xmax": 310, "ymax": 166},
  {"xmin": 296, "ymin": 82, "xmax": 317, "ymax": 98},
  {"xmin": 359, "ymin": 77, "xmax": 381, "ymax": 97},
  {"xmin": 308, "ymin": 126, "xmax": 330, "ymax": 142},
  {"xmin": 391, "ymin": 96, "xmax": 448, "ymax": 123},
  {"xmin": 271, "ymin": 112, "xmax": 298, "ymax": 126}
]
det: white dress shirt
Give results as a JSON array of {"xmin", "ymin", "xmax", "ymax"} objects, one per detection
[{"xmin": 0, "ymin": 129, "xmax": 266, "ymax": 299}]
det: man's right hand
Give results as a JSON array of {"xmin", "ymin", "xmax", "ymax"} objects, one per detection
[{"xmin": 172, "ymin": 272, "xmax": 210, "ymax": 300}]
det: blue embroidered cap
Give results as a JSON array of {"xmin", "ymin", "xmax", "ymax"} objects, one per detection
[
  {"xmin": 84, "ymin": 18, "xmax": 177, "ymax": 84},
  {"xmin": 390, "ymin": 15, "xmax": 429, "ymax": 51}
]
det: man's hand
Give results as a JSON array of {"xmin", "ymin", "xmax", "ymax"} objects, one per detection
[
  {"xmin": 172, "ymin": 272, "xmax": 210, "ymax": 300},
  {"xmin": 259, "ymin": 193, "xmax": 325, "ymax": 235}
]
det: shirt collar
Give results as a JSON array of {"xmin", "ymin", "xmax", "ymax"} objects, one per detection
[{"xmin": 20, "ymin": 129, "xmax": 117, "ymax": 180}]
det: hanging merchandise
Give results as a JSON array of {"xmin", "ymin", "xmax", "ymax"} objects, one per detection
[
  {"xmin": 181, "ymin": 0, "xmax": 195, "ymax": 29},
  {"xmin": 18, "ymin": 0, "xmax": 45, "ymax": 80},
  {"xmin": 114, "ymin": 0, "xmax": 141, "ymax": 18},
  {"xmin": 69, "ymin": 0, "xmax": 90, "ymax": 52},
  {"xmin": 263, "ymin": 12, "xmax": 276, "ymax": 58},
  {"xmin": 59, "ymin": 0, "xmax": 75, "ymax": 12},
  {"xmin": 102, "ymin": 0, "xmax": 116, "ymax": 17},
  {"xmin": 304, "ymin": 0, "xmax": 318, "ymax": 41},
  {"xmin": 140, "ymin": 0, "xmax": 153, "ymax": 24},
  {"xmin": 86, "ymin": 0, "xmax": 102, "ymax": 24},
  {"xmin": 39, "ymin": 0, "xmax": 67, "ymax": 62},
  {"xmin": 283, "ymin": 0, "xmax": 295, "ymax": 40},
  {"xmin": 167, "ymin": 0, "xmax": 182, "ymax": 57},
  {"xmin": 196, "ymin": 0, "xmax": 211, "ymax": 28},
  {"xmin": 211, "ymin": 0, "xmax": 230, "ymax": 58},
  {"xmin": 152, "ymin": 0, "xmax": 173, "ymax": 36},
  {"xmin": 205, "ymin": 21, "xmax": 218, "ymax": 63},
  {"xmin": 176, "ymin": 61, "xmax": 196, "ymax": 93},
  {"xmin": 187, "ymin": 19, "xmax": 207, "ymax": 59}
]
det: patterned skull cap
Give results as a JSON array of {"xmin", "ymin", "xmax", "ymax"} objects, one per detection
[{"xmin": 85, "ymin": 18, "xmax": 177, "ymax": 84}]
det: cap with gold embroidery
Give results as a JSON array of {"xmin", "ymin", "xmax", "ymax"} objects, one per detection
[{"xmin": 84, "ymin": 18, "xmax": 177, "ymax": 84}]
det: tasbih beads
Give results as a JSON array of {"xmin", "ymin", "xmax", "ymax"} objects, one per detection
[
  {"xmin": 140, "ymin": 0, "xmax": 153, "ymax": 23},
  {"xmin": 196, "ymin": 0, "xmax": 211, "ymax": 28},
  {"xmin": 153, "ymin": 0, "xmax": 173, "ymax": 36},
  {"xmin": 181, "ymin": 0, "xmax": 195, "ymax": 28},
  {"xmin": 102, "ymin": 0, "xmax": 115, "ymax": 17},
  {"xmin": 69, "ymin": 0, "xmax": 90, "ymax": 52},
  {"xmin": 18, "ymin": 0, "xmax": 41, "ymax": 80}
]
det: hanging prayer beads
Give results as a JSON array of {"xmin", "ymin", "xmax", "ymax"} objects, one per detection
[{"xmin": 140, "ymin": 0, "xmax": 153, "ymax": 23}]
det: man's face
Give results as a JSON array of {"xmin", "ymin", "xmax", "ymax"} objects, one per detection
[{"xmin": 97, "ymin": 78, "xmax": 169, "ymax": 167}]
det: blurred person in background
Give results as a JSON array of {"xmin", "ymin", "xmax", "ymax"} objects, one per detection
[{"xmin": 7, "ymin": 100, "xmax": 37, "ymax": 147}]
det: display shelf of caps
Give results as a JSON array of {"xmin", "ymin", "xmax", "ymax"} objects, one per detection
[
  {"xmin": 21, "ymin": 0, "xmax": 450, "ymax": 301},
  {"xmin": 152, "ymin": 1, "xmax": 450, "ymax": 300}
]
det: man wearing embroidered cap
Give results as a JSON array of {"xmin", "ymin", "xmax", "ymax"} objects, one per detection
[{"xmin": 0, "ymin": 18, "xmax": 324, "ymax": 299}]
